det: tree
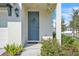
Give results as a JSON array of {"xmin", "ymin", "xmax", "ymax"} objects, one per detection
[{"xmin": 69, "ymin": 9, "xmax": 79, "ymax": 36}]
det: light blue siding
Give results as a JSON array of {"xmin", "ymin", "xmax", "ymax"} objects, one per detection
[{"xmin": 0, "ymin": 12, "xmax": 7, "ymax": 28}]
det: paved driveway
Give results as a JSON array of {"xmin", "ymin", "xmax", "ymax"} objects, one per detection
[{"xmin": 21, "ymin": 43, "xmax": 42, "ymax": 56}]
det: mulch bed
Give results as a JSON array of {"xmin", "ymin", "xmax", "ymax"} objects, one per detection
[
  {"xmin": 0, "ymin": 52, "xmax": 21, "ymax": 56},
  {"xmin": 0, "ymin": 52, "xmax": 11, "ymax": 56}
]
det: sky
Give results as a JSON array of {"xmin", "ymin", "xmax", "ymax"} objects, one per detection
[{"xmin": 62, "ymin": 3, "xmax": 79, "ymax": 26}]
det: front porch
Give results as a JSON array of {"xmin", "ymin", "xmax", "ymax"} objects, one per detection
[
  {"xmin": 21, "ymin": 3, "xmax": 56, "ymax": 45},
  {"xmin": 0, "ymin": 3, "xmax": 61, "ymax": 48},
  {"xmin": 0, "ymin": 3, "xmax": 61, "ymax": 56}
]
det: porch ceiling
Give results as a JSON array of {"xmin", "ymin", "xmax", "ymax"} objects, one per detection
[{"xmin": 22, "ymin": 3, "xmax": 56, "ymax": 12}]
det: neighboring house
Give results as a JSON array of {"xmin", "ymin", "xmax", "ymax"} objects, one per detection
[
  {"xmin": 66, "ymin": 26, "xmax": 73, "ymax": 31},
  {"xmin": 0, "ymin": 3, "xmax": 61, "ymax": 48},
  {"xmin": 62, "ymin": 31, "xmax": 73, "ymax": 36},
  {"xmin": 62, "ymin": 26, "xmax": 73, "ymax": 36}
]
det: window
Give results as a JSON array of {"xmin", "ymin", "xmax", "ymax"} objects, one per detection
[{"xmin": 0, "ymin": 8, "xmax": 7, "ymax": 28}]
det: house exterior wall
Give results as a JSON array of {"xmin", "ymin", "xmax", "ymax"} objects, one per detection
[
  {"xmin": 22, "ymin": 5, "xmax": 53, "ymax": 44},
  {"xmin": 0, "ymin": 4, "xmax": 22, "ymax": 48},
  {"xmin": 7, "ymin": 4, "xmax": 22, "ymax": 45},
  {"xmin": 0, "ymin": 4, "xmax": 54, "ymax": 48},
  {"xmin": 0, "ymin": 7, "xmax": 8, "ymax": 48},
  {"xmin": 0, "ymin": 28, "xmax": 8, "ymax": 48}
]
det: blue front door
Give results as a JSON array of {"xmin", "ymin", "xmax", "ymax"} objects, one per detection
[{"xmin": 28, "ymin": 12, "xmax": 39, "ymax": 41}]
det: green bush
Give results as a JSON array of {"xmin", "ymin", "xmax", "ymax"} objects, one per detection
[
  {"xmin": 4, "ymin": 43, "xmax": 24, "ymax": 56},
  {"xmin": 61, "ymin": 34, "xmax": 79, "ymax": 56},
  {"xmin": 62, "ymin": 34, "xmax": 75, "ymax": 45},
  {"xmin": 41, "ymin": 38, "xmax": 61, "ymax": 56},
  {"xmin": 41, "ymin": 34, "xmax": 79, "ymax": 56}
]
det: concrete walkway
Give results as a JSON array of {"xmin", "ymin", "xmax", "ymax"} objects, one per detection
[{"xmin": 21, "ymin": 43, "xmax": 42, "ymax": 56}]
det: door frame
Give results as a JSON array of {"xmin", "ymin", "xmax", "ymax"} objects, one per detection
[{"xmin": 27, "ymin": 11, "xmax": 39, "ymax": 42}]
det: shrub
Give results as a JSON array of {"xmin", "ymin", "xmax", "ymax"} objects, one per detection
[
  {"xmin": 62, "ymin": 34, "xmax": 75, "ymax": 45},
  {"xmin": 41, "ymin": 38, "xmax": 61, "ymax": 56},
  {"xmin": 61, "ymin": 34, "xmax": 79, "ymax": 56},
  {"xmin": 4, "ymin": 43, "xmax": 24, "ymax": 56},
  {"xmin": 41, "ymin": 34, "xmax": 79, "ymax": 56}
]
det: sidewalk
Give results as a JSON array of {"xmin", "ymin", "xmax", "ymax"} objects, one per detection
[{"xmin": 21, "ymin": 43, "xmax": 41, "ymax": 56}]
